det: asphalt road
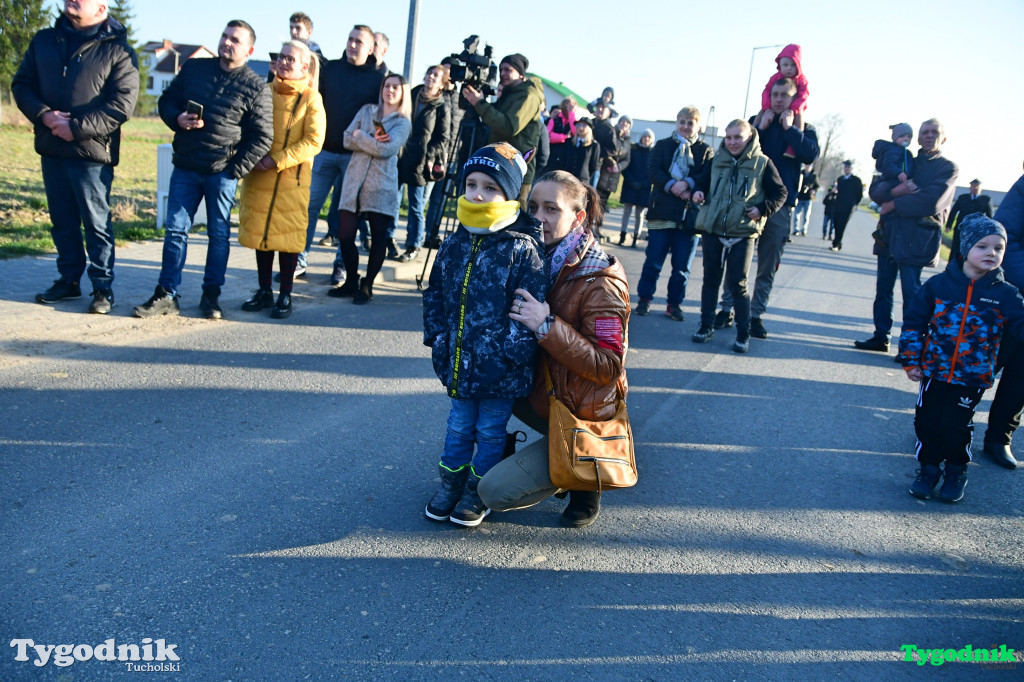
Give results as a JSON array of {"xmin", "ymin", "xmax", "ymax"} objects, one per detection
[{"xmin": 1, "ymin": 204, "xmax": 1022, "ymax": 681}]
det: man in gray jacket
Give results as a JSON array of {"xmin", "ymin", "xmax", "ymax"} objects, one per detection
[{"xmin": 14, "ymin": 0, "xmax": 139, "ymax": 314}]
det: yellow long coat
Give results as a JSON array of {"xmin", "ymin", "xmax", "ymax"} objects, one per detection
[{"xmin": 238, "ymin": 77, "xmax": 326, "ymax": 252}]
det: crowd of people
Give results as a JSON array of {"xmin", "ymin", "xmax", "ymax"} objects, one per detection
[{"xmin": 12, "ymin": 3, "xmax": 1024, "ymax": 521}]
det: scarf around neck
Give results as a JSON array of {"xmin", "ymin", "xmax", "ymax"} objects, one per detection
[
  {"xmin": 456, "ymin": 196, "xmax": 521, "ymax": 234},
  {"xmin": 670, "ymin": 131, "xmax": 696, "ymax": 182}
]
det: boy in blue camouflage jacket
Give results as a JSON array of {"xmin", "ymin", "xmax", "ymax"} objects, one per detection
[
  {"xmin": 422, "ymin": 143, "xmax": 546, "ymax": 526},
  {"xmin": 900, "ymin": 214, "xmax": 1024, "ymax": 503}
]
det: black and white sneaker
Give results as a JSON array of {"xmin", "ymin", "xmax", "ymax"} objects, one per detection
[
  {"xmin": 88, "ymin": 289, "xmax": 114, "ymax": 314},
  {"xmin": 133, "ymin": 286, "xmax": 179, "ymax": 318},
  {"xmin": 199, "ymin": 292, "xmax": 223, "ymax": 320},
  {"xmin": 36, "ymin": 280, "xmax": 81, "ymax": 304},
  {"xmin": 692, "ymin": 325, "xmax": 714, "ymax": 343}
]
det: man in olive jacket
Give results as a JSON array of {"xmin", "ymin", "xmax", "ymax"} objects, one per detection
[
  {"xmin": 13, "ymin": 0, "xmax": 139, "ymax": 314},
  {"xmin": 134, "ymin": 20, "xmax": 272, "ymax": 320},
  {"xmin": 462, "ymin": 53, "xmax": 544, "ymax": 208}
]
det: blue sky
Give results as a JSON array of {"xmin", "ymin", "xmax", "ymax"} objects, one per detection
[{"xmin": 121, "ymin": 0, "xmax": 1023, "ymax": 191}]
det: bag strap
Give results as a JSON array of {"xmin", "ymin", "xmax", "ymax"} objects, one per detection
[{"xmin": 542, "ymin": 356, "xmax": 554, "ymax": 397}]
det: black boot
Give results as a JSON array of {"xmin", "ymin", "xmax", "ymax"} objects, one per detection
[
  {"xmin": 449, "ymin": 471, "xmax": 489, "ymax": 526},
  {"xmin": 503, "ymin": 430, "xmax": 527, "ymax": 459},
  {"xmin": 386, "ymin": 238, "xmax": 400, "ymax": 259},
  {"xmin": 425, "ymin": 464, "xmax": 469, "ymax": 521},
  {"xmin": 560, "ymin": 490, "xmax": 600, "ymax": 527},
  {"xmin": 618, "ymin": 231, "xmax": 626, "ymax": 245},
  {"xmin": 270, "ymin": 293, "xmax": 292, "ymax": 319}
]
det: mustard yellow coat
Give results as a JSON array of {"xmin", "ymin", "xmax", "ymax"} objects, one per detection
[{"xmin": 238, "ymin": 78, "xmax": 326, "ymax": 252}]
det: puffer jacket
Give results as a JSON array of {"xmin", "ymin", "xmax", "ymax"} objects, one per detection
[
  {"xmin": 694, "ymin": 132, "xmax": 787, "ymax": 238},
  {"xmin": 475, "ymin": 76, "xmax": 546, "ymax": 185},
  {"xmin": 647, "ymin": 135, "xmax": 713, "ymax": 226},
  {"xmin": 527, "ymin": 232, "xmax": 631, "ymax": 422},
  {"xmin": 237, "ymin": 78, "xmax": 326, "ymax": 253},
  {"xmin": 398, "ymin": 85, "xmax": 451, "ymax": 187},
  {"xmin": 899, "ymin": 261, "xmax": 1024, "ymax": 388},
  {"xmin": 994, "ymin": 173, "xmax": 1024, "ymax": 290},
  {"xmin": 760, "ymin": 43, "xmax": 810, "ymax": 114},
  {"xmin": 13, "ymin": 14, "xmax": 139, "ymax": 166},
  {"xmin": 870, "ymin": 149, "xmax": 958, "ymax": 266},
  {"xmin": 158, "ymin": 57, "xmax": 273, "ymax": 179},
  {"xmin": 423, "ymin": 212, "xmax": 547, "ymax": 399},
  {"xmin": 339, "ymin": 104, "xmax": 412, "ymax": 218}
]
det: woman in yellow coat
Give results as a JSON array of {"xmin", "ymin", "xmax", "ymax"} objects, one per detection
[{"xmin": 237, "ymin": 40, "xmax": 326, "ymax": 319}]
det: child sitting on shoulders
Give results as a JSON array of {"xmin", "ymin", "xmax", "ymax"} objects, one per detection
[
  {"xmin": 754, "ymin": 44, "xmax": 809, "ymax": 156},
  {"xmin": 900, "ymin": 215, "xmax": 1024, "ymax": 503},
  {"xmin": 422, "ymin": 143, "xmax": 547, "ymax": 527}
]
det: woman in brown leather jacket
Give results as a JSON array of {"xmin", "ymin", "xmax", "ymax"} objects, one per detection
[{"xmin": 478, "ymin": 170, "xmax": 631, "ymax": 527}]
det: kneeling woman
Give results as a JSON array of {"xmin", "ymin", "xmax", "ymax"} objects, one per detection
[
  {"xmin": 237, "ymin": 40, "xmax": 326, "ymax": 318},
  {"xmin": 478, "ymin": 170, "xmax": 631, "ymax": 527}
]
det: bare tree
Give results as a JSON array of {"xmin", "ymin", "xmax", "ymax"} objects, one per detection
[{"xmin": 811, "ymin": 113, "xmax": 846, "ymax": 188}]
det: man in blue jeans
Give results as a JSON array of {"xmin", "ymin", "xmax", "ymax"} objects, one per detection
[
  {"xmin": 854, "ymin": 119, "xmax": 958, "ymax": 353},
  {"xmin": 13, "ymin": 0, "xmax": 139, "ymax": 314},
  {"xmin": 134, "ymin": 20, "xmax": 272, "ymax": 320}
]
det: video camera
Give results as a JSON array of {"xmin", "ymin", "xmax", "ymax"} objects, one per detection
[{"xmin": 447, "ymin": 35, "xmax": 498, "ymax": 108}]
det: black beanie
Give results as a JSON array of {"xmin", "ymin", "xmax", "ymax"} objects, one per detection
[{"xmin": 500, "ymin": 53, "xmax": 529, "ymax": 77}]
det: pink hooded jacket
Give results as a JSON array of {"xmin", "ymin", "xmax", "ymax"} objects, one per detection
[{"xmin": 760, "ymin": 43, "xmax": 810, "ymax": 114}]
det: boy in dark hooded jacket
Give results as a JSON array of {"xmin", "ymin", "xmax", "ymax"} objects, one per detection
[
  {"xmin": 900, "ymin": 214, "xmax": 1024, "ymax": 503},
  {"xmin": 422, "ymin": 143, "xmax": 546, "ymax": 527}
]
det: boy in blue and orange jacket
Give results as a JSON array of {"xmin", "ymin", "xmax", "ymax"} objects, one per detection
[{"xmin": 900, "ymin": 214, "xmax": 1024, "ymax": 503}]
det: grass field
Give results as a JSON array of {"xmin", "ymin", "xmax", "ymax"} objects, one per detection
[{"xmin": 0, "ymin": 117, "xmax": 173, "ymax": 259}]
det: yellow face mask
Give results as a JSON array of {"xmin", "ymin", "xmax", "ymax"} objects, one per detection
[{"xmin": 456, "ymin": 195, "xmax": 521, "ymax": 233}]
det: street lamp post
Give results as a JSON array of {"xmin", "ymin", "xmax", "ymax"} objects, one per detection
[
  {"xmin": 403, "ymin": 0, "xmax": 420, "ymax": 81},
  {"xmin": 743, "ymin": 44, "xmax": 784, "ymax": 119}
]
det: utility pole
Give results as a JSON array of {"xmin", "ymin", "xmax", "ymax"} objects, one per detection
[{"xmin": 403, "ymin": 0, "xmax": 420, "ymax": 81}]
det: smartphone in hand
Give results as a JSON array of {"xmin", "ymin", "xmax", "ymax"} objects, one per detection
[
  {"xmin": 186, "ymin": 100, "xmax": 204, "ymax": 119},
  {"xmin": 372, "ymin": 120, "xmax": 385, "ymax": 137}
]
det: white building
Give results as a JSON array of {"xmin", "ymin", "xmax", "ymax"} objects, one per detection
[{"xmin": 139, "ymin": 40, "xmax": 215, "ymax": 97}]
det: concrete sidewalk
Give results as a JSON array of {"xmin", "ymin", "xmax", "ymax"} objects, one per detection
[{"xmin": 0, "ymin": 202, "xmax": 1021, "ymax": 680}]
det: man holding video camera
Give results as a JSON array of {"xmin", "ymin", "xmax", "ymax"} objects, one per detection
[
  {"xmin": 463, "ymin": 53, "xmax": 545, "ymax": 207},
  {"xmin": 134, "ymin": 19, "xmax": 272, "ymax": 320}
]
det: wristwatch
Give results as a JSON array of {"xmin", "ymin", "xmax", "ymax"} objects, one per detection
[{"xmin": 536, "ymin": 314, "xmax": 555, "ymax": 338}]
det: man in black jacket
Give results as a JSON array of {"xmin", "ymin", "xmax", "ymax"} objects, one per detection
[
  {"xmin": 302, "ymin": 24, "xmax": 384, "ymax": 275},
  {"xmin": 828, "ymin": 161, "xmax": 863, "ymax": 251},
  {"xmin": 854, "ymin": 119, "xmax": 958, "ymax": 352},
  {"xmin": 946, "ymin": 179, "xmax": 994, "ymax": 260},
  {"xmin": 134, "ymin": 20, "xmax": 272, "ymax": 320},
  {"xmin": 717, "ymin": 78, "xmax": 820, "ymax": 336},
  {"xmin": 13, "ymin": 0, "xmax": 139, "ymax": 314}
]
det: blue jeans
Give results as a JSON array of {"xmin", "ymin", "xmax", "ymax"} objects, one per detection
[
  {"xmin": 636, "ymin": 226, "xmax": 700, "ymax": 305},
  {"xmin": 40, "ymin": 157, "xmax": 115, "ymax": 290},
  {"xmin": 160, "ymin": 167, "xmax": 237, "ymax": 296},
  {"xmin": 441, "ymin": 397, "xmax": 515, "ymax": 477},
  {"xmin": 792, "ymin": 199, "xmax": 811, "ymax": 234},
  {"xmin": 300, "ymin": 151, "xmax": 350, "ymax": 268},
  {"xmin": 872, "ymin": 252, "xmax": 923, "ymax": 339},
  {"xmin": 400, "ymin": 183, "xmax": 431, "ymax": 250}
]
